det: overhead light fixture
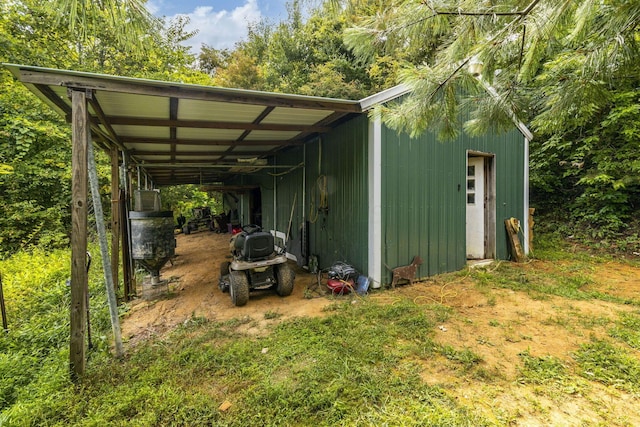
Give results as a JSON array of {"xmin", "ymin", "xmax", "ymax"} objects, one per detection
[{"xmin": 237, "ymin": 158, "xmax": 267, "ymax": 165}]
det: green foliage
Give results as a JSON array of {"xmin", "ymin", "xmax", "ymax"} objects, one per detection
[
  {"xmin": 209, "ymin": 2, "xmax": 384, "ymax": 98},
  {"xmin": 573, "ymin": 339, "xmax": 640, "ymax": 393},
  {"xmin": 531, "ymin": 87, "xmax": 640, "ymax": 242},
  {"xmin": 160, "ymin": 185, "xmax": 223, "ymax": 219},
  {"xmin": 0, "ymin": 0, "xmax": 214, "ymax": 256},
  {"xmin": 0, "ymin": 74, "xmax": 73, "ymax": 255},
  {"xmin": 0, "ymin": 244, "xmax": 112, "ymax": 414},
  {"xmin": 48, "ymin": 0, "xmax": 159, "ymax": 54},
  {"xmin": 344, "ymin": 0, "xmax": 640, "ymax": 241}
]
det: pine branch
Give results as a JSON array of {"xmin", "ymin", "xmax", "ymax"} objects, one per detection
[{"xmin": 419, "ymin": 0, "xmax": 543, "ymax": 18}]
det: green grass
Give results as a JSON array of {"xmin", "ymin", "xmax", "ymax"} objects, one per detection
[
  {"xmin": 1, "ymin": 300, "xmax": 491, "ymax": 426},
  {"xmin": 2, "ymin": 233, "xmax": 640, "ymax": 425},
  {"xmin": 573, "ymin": 339, "xmax": 640, "ymax": 394},
  {"xmin": 608, "ymin": 312, "xmax": 640, "ymax": 349},
  {"xmin": 469, "ymin": 260, "xmax": 639, "ymax": 306}
]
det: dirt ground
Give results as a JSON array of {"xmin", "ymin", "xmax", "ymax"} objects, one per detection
[
  {"xmin": 123, "ymin": 231, "xmax": 335, "ymax": 345},
  {"xmin": 122, "ymin": 231, "xmax": 640, "ymax": 426}
]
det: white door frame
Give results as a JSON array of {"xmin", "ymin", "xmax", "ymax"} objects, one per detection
[{"xmin": 466, "ymin": 151, "xmax": 496, "ymax": 259}]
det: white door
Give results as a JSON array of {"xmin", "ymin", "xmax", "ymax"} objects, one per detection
[{"xmin": 466, "ymin": 156, "xmax": 485, "ymax": 259}]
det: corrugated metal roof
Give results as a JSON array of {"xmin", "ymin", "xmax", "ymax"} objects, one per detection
[{"xmin": 3, "ymin": 63, "xmax": 362, "ymax": 186}]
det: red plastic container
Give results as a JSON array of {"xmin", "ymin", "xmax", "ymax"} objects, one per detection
[{"xmin": 327, "ymin": 279, "xmax": 354, "ymax": 295}]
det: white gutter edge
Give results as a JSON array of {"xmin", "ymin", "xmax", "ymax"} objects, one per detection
[{"xmin": 360, "ymin": 84, "xmax": 411, "ymax": 111}]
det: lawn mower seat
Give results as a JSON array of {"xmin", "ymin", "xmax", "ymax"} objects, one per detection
[{"xmin": 234, "ymin": 229, "xmax": 274, "ymax": 261}]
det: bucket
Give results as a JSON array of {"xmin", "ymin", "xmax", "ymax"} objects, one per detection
[{"xmin": 356, "ymin": 275, "xmax": 370, "ymax": 295}]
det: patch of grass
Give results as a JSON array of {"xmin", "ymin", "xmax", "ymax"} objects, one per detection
[
  {"xmin": 608, "ymin": 312, "xmax": 640, "ymax": 349},
  {"xmin": 3, "ymin": 236, "xmax": 640, "ymax": 426},
  {"xmin": 264, "ymin": 310, "xmax": 282, "ymax": 320},
  {"xmin": 518, "ymin": 351, "xmax": 568, "ymax": 385},
  {"xmin": 517, "ymin": 351, "xmax": 590, "ymax": 397},
  {"xmin": 425, "ymin": 303, "xmax": 453, "ymax": 323},
  {"xmin": 438, "ymin": 345, "xmax": 483, "ymax": 370},
  {"xmin": 470, "ymin": 261, "xmax": 637, "ymax": 306},
  {"xmin": 3, "ymin": 298, "xmax": 495, "ymax": 426},
  {"xmin": 573, "ymin": 339, "xmax": 640, "ymax": 393}
]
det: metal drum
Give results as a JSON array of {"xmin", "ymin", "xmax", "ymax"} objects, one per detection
[{"xmin": 129, "ymin": 211, "xmax": 176, "ymax": 282}]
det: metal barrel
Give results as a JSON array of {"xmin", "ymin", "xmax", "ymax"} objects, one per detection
[{"xmin": 129, "ymin": 211, "xmax": 176, "ymax": 275}]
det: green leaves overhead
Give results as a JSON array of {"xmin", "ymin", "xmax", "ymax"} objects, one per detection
[
  {"xmin": 48, "ymin": 0, "xmax": 159, "ymax": 52},
  {"xmin": 343, "ymin": 0, "xmax": 640, "ymax": 137},
  {"xmin": 342, "ymin": 0, "xmax": 640, "ymax": 238}
]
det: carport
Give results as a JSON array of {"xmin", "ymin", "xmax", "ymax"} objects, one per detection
[
  {"xmin": 3, "ymin": 64, "xmax": 364, "ymax": 378},
  {"xmin": 5, "ymin": 64, "xmax": 532, "ymax": 381}
]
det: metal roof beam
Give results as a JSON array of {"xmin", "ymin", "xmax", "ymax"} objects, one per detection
[
  {"xmin": 139, "ymin": 163, "xmax": 300, "ymax": 168},
  {"xmin": 131, "ymin": 149, "xmax": 267, "ymax": 156},
  {"xmin": 16, "ymin": 68, "xmax": 362, "ymax": 112},
  {"xmin": 119, "ymin": 137, "xmax": 303, "ymax": 146},
  {"xmin": 106, "ymin": 116, "xmax": 330, "ymax": 132}
]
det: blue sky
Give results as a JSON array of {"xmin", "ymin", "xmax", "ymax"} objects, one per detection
[{"xmin": 147, "ymin": 0, "xmax": 289, "ymax": 53}]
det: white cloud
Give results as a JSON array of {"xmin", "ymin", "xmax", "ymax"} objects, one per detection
[{"xmin": 165, "ymin": 0, "xmax": 263, "ymax": 54}]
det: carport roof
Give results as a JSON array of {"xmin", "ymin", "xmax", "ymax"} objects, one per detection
[{"xmin": 3, "ymin": 63, "xmax": 364, "ymax": 186}]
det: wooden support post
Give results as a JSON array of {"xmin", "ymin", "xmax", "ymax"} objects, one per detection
[
  {"xmin": 110, "ymin": 148, "xmax": 120, "ymax": 295},
  {"xmin": 69, "ymin": 88, "xmax": 89, "ymax": 381},
  {"xmin": 528, "ymin": 208, "xmax": 535, "ymax": 254},
  {"xmin": 1, "ymin": 273, "xmax": 8, "ymax": 333},
  {"xmin": 120, "ymin": 188, "xmax": 135, "ymax": 300},
  {"xmin": 505, "ymin": 218, "xmax": 526, "ymax": 263}
]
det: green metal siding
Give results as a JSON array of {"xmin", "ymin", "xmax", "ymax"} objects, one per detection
[
  {"xmin": 381, "ymin": 125, "xmax": 524, "ymax": 282},
  {"xmin": 226, "ymin": 115, "xmax": 370, "ymax": 274},
  {"xmin": 305, "ymin": 116, "xmax": 369, "ymax": 273}
]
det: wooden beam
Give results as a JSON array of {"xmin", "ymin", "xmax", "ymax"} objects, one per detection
[
  {"xmin": 119, "ymin": 188, "xmax": 134, "ymax": 300},
  {"xmin": 169, "ymin": 97, "xmax": 178, "ymax": 163},
  {"xmin": 138, "ymin": 161, "xmax": 298, "ymax": 167},
  {"xmin": 200, "ymin": 185, "xmax": 259, "ymax": 192},
  {"xmin": 120, "ymin": 137, "xmax": 303, "ymax": 146},
  {"xmin": 110, "ymin": 148, "xmax": 120, "ymax": 297},
  {"xmin": 19, "ymin": 69, "xmax": 362, "ymax": 112},
  {"xmin": 294, "ymin": 111, "xmax": 352, "ymax": 140},
  {"xmin": 105, "ymin": 116, "xmax": 330, "ymax": 132},
  {"xmin": 35, "ymin": 84, "xmax": 72, "ymax": 116},
  {"xmin": 69, "ymin": 89, "xmax": 89, "ymax": 381},
  {"xmin": 505, "ymin": 218, "xmax": 526, "ymax": 263},
  {"xmin": 219, "ymin": 106, "xmax": 276, "ymax": 162},
  {"xmin": 88, "ymin": 94, "xmax": 127, "ymax": 152},
  {"xmin": 130, "ymin": 149, "xmax": 266, "ymax": 156}
]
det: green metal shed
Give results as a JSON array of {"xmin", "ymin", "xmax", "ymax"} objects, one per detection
[{"xmin": 228, "ymin": 85, "xmax": 531, "ymax": 288}]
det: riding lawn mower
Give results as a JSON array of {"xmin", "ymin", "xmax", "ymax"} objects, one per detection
[{"xmin": 218, "ymin": 225, "xmax": 295, "ymax": 306}]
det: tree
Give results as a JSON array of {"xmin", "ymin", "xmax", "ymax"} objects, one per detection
[
  {"xmin": 198, "ymin": 45, "xmax": 231, "ymax": 77},
  {"xmin": 343, "ymin": 0, "xmax": 640, "ymax": 239},
  {"xmin": 344, "ymin": 0, "xmax": 639, "ymax": 138},
  {"xmin": 208, "ymin": 1, "xmax": 382, "ymax": 99},
  {"xmin": 0, "ymin": 0, "xmax": 212, "ymax": 255}
]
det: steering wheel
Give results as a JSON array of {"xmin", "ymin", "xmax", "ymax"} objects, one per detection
[{"xmin": 242, "ymin": 224, "xmax": 261, "ymax": 234}]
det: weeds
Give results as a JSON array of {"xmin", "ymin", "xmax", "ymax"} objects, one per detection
[
  {"xmin": 2, "ymin": 234, "xmax": 640, "ymax": 425},
  {"xmin": 608, "ymin": 312, "xmax": 640, "ymax": 349},
  {"xmin": 573, "ymin": 339, "xmax": 640, "ymax": 393}
]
